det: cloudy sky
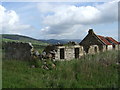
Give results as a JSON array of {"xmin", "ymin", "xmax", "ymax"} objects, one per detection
[{"xmin": 0, "ymin": 0, "xmax": 118, "ymax": 40}]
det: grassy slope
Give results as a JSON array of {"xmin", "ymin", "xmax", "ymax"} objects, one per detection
[
  {"xmin": 2, "ymin": 34, "xmax": 48, "ymax": 46},
  {"xmin": 2, "ymin": 50, "xmax": 119, "ymax": 88}
]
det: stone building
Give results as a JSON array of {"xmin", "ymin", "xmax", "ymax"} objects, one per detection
[
  {"xmin": 105, "ymin": 37, "xmax": 119, "ymax": 50},
  {"xmin": 43, "ymin": 44, "xmax": 85, "ymax": 61},
  {"xmin": 43, "ymin": 29, "xmax": 119, "ymax": 60},
  {"xmin": 80, "ymin": 29, "xmax": 119, "ymax": 53}
]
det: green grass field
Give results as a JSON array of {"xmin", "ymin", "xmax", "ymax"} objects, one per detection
[
  {"xmin": 2, "ymin": 50, "xmax": 119, "ymax": 88},
  {"xmin": 2, "ymin": 34, "xmax": 48, "ymax": 46}
]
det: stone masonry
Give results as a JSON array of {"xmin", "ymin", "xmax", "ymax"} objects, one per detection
[{"xmin": 2, "ymin": 41, "xmax": 33, "ymax": 60}]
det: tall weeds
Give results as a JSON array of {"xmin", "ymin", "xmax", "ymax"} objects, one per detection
[{"xmin": 2, "ymin": 50, "xmax": 119, "ymax": 88}]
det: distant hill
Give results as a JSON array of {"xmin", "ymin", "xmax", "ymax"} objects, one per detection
[
  {"xmin": 2, "ymin": 34, "xmax": 48, "ymax": 46},
  {"xmin": 40, "ymin": 39, "xmax": 81, "ymax": 44},
  {"xmin": 1, "ymin": 34, "xmax": 81, "ymax": 45}
]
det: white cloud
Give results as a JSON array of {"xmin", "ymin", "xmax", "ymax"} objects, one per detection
[
  {"xmin": 43, "ymin": 5, "xmax": 101, "ymax": 25},
  {"xmin": 38, "ymin": 1, "xmax": 118, "ymax": 39},
  {"xmin": 0, "ymin": 5, "xmax": 33, "ymax": 34},
  {"xmin": 0, "ymin": 1, "xmax": 118, "ymax": 39}
]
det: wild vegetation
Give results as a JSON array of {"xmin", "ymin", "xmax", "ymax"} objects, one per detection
[
  {"xmin": 2, "ymin": 50, "xmax": 119, "ymax": 88},
  {"xmin": 1, "ymin": 34, "xmax": 119, "ymax": 88}
]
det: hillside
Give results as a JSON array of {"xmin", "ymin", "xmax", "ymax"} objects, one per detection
[
  {"xmin": 2, "ymin": 34, "xmax": 48, "ymax": 46},
  {"xmin": 2, "ymin": 34, "xmax": 81, "ymax": 45},
  {"xmin": 2, "ymin": 50, "xmax": 119, "ymax": 88}
]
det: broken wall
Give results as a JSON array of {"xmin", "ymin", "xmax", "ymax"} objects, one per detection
[
  {"xmin": 107, "ymin": 45, "xmax": 113, "ymax": 51},
  {"xmin": 114, "ymin": 45, "xmax": 120, "ymax": 50},
  {"xmin": 2, "ymin": 41, "xmax": 33, "ymax": 60},
  {"xmin": 54, "ymin": 45, "xmax": 84, "ymax": 61},
  {"xmin": 88, "ymin": 45, "xmax": 99, "ymax": 54}
]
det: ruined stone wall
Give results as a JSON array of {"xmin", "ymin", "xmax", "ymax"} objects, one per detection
[
  {"xmin": 88, "ymin": 45, "xmax": 99, "ymax": 54},
  {"xmin": 114, "ymin": 45, "xmax": 119, "ymax": 50},
  {"xmin": 74, "ymin": 45, "xmax": 85, "ymax": 57},
  {"xmin": 65, "ymin": 46, "xmax": 74, "ymax": 60},
  {"xmin": 118, "ymin": 45, "xmax": 120, "ymax": 50},
  {"xmin": 101, "ymin": 45, "xmax": 113, "ymax": 52},
  {"xmin": 2, "ymin": 41, "xmax": 33, "ymax": 60},
  {"xmin": 87, "ymin": 45, "xmax": 113, "ymax": 54},
  {"xmin": 54, "ymin": 45, "xmax": 84, "ymax": 61},
  {"xmin": 55, "ymin": 46, "xmax": 65, "ymax": 60},
  {"xmin": 102, "ymin": 45, "xmax": 107, "ymax": 52},
  {"xmin": 107, "ymin": 45, "xmax": 113, "ymax": 51}
]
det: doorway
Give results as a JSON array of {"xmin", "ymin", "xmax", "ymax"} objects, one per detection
[
  {"xmin": 113, "ymin": 45, "xmax": 115, "ymax": 49},
  {"xmin": 106, "ymin": 45, "xmax": 108, "ymax": 50},
  {"xmin": 75, "ymin": 48, "xmax": 79, "ymax": 59},
  {"xmin": 94, "ymin": 47, "xmax": 97, "ymax": 53},
  {"xmin": 60, "ymin": 48, "xmax": 65, "ymax": 59}
]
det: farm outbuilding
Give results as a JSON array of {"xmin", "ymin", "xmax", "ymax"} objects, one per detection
[
  {"xmin": 105, "ymin": 37, "xmax": 119, "ymax": 50},
  {"xmin": 80, "ymin": 29, "xmax": 119, "ymax": 53},
  {"xmin": 43, "ymin": 44, "xmax": 85, "ymax": 61},
  {"xmin": 2, "ymin": 29, "xmax": 119, "ymax": 61},
  {"xmin": 43, "ymin": 29, "xmax": 119, "ymax": 60}
]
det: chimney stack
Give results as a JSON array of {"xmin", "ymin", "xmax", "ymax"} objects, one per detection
[{"xmin": 88, "ymin": 29, "xmax": 94, "ymax": 34}]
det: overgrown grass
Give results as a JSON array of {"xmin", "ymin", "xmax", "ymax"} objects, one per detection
[{"xmin": 2, "ymin": 50, "xmax": 119, "ymax": 88}]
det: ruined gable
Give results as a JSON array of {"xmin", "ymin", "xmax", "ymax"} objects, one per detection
[
  {"xmin": 80, "ymin": 29, "xmax": 105, "ymax": 46},
  {"xmin": 80, "ymin": 29, "xmax": 105, "ymax": 52}
]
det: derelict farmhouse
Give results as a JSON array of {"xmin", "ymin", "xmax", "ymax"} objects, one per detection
[
  {"xmin": 3, "ymin": 29, "xmax": 120, "ymax": 60},
  {"xmin": 43, "ymin": 29, "xmax": 120, "ymax": 60}
]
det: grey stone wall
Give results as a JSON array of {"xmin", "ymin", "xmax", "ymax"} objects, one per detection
[
  {"xmin": 102, "ymin": 45, "xmax": 107, "ymax": 52},
  {"xmin": 2, "ymin": 41, "xmax": 33, "ymax": 60},
  {"xmin": 54, "ymin": 45, "xmax": 84, "ymax": 61},
  {"xmin": 119, "ymin": 45, "xmax": 120, "ymax": 50},
  {"xmin": 107, "ymin": 45, "xmax": 113, "ymax": 51},
  {"xmin": 44, "ymin": 43, "xmax": 120, "ymax": 61},
  {"xmin": 55, "ymin": 46, "xmax": 65, "ymax": 60},
  {"xmin": 64, "ymin": 46, "xmax": 74, "ymax": 60},
  {"xmin": 114, "ymin": 45, "xmax": 120, "ymax": 50},
  {"xmin": 88, "ymin": 45, "xmax": 99, "ymax": 54}
]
